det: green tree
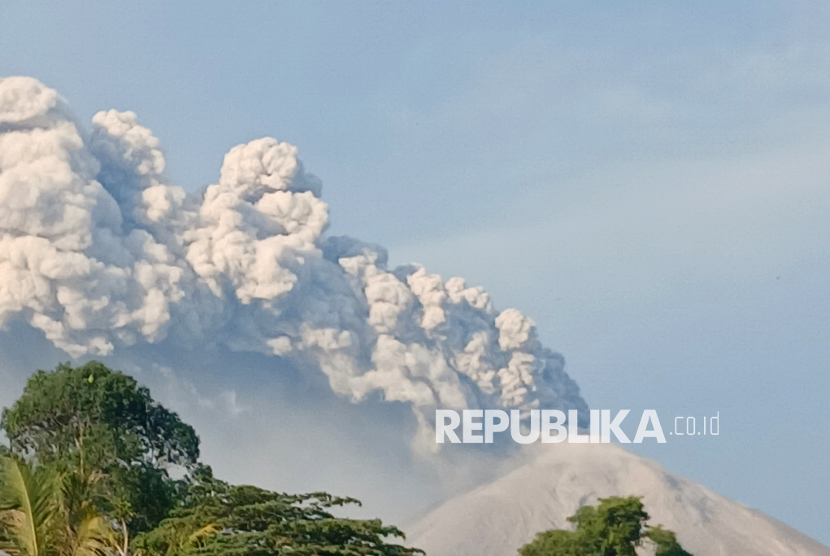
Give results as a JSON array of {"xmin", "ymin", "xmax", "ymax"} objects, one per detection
[
  {"xmin": 132, "ymin": 466, "xmax": 422, "ymax": 556},
  {"xmin": 518, "ymin": 496, "xmax": 692, "ymax": 556},
  {"xmin": 1, "ymin": 362, "xmax": 424, "ymax": 556},
  {"xmin": 647, "ymin": 526, "xmax": 693, "ymax": 556},
  {"xmin": 1, "ymin": 362, "xmax": 200, "ymax": 536}
]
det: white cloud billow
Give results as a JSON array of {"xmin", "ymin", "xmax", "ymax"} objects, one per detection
[{"xmin": 0, "ymin": 76, "xmax": 587, "ymax": 441}]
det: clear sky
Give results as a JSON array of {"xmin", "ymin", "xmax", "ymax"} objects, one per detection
[{"xmin": 1, "ymin": 0, "xmax": 829, "ymax": 544}]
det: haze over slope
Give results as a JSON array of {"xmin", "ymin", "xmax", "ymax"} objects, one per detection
[{"xmin": 408, "ymin": 442, "xmax": 830, "ymax": 556}]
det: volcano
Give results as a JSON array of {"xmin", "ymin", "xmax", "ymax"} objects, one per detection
[{"xmin": 407, "ymin": 443, "xmax": 829, "ymax": 556}]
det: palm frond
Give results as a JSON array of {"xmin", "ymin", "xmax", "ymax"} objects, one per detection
[
  {"xmin": 66, "ymin": 513, "xmax": 112, "ymax": 556},
  {"xmin": 0, "ymin": 457, "xmax": 61, "ymax": 556}
]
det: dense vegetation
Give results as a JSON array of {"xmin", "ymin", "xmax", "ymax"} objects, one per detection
[
  {"xmin": 0, "ymin": 361, "xmax": 692, "ymax": 556},
  {"xmin": 0, "ymin": 362, "xmax": 422, "ymax": 556},
  {"xmin": 518, "ymin": 496, "xmax": 692, "ymax": 556}
]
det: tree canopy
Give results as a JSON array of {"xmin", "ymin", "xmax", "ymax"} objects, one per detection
[
  {"xmin": 0, "ymin": 362, "xmax": 422, "ymax": 556},
  {"xmin": 1, "ymin": 362, "xmax": 199, "ymax": 534},
  {"xmin": 518, "ymin": 496, "xmax": 692, "ymax": 556},
  {"xmin": 1, "ymin": 361, "xmax": 199, "ymax": 469},
  {"xmin": 133, "ymin": 466, "xmax": 419, "ymax": 556}
]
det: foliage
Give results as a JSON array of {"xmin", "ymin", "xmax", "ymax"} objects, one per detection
[
  {"xmin": 133, "ymin": 466, "xmax": 423, "ymax": 556},
  {"xmin": 0, "ymin": 456, "xmax": 61, "ymax": 556},
  {"xmin": 518, "ymin": 496, "xmax": 692, "ymax": 556},
  {"xmin": 0, "ymin": 456, "xmax": 112, "ymax": 556},
  {"xmin": 1, "ymin": 362, "xmax": 200, "ymax": 534},
  {"xmin": 647, "ymin": 526, "xmax": 693, "ymax": 556},
  {"xmin": 516, "ymin": 530, "xmax": 581, "ymax": 556},
  {"xmin": 0, "ymin": 362, "xmax": 423, "ymax": 556}
]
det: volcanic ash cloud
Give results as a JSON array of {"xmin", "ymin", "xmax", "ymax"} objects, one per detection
[{"xmin": 0, "ymin": 76, "xmax": 587, "ymax": 444}]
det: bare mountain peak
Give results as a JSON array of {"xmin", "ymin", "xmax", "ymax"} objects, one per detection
[{"xmin": 409, "ymin": 443, "xmax": 829, "ymax": 556}]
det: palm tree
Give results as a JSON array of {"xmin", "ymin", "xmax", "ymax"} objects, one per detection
[{"xmin": 0, "ymin": 457, "xmax": 112, "ymax": 556}]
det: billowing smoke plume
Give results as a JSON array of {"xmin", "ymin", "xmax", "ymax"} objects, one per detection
[{"xmin": 0, "ymin": 77, "xmax": 587, "ymax": 445}]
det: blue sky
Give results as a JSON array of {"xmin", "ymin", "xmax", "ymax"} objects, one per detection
[{"xmin": 2, "ymin": 0, "xmax": 829, "ymax": 544}]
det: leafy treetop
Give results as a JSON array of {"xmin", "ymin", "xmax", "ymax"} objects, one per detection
[
  {"xmin": 133, "ymin": 466, "xmax": 423, "ymax": 556},
  {"xmin": 518, "ymin": 496, "xmax": 692, "ymax": 556},
  {"xmin": 1, "ymin": 361, "xmax": 199, "ymax": 470},
  {"xmin": 1, "ymin": 362, "xmax": 199, "ymax": 534}
]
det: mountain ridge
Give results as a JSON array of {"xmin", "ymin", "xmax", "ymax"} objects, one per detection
[{"xmin": 408, "ymin": 443, "xmax": 829, "ymax": 556}]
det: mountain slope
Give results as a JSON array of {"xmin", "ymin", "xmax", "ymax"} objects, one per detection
[{"xmin": 408, "ymin": 443, "xmax": 829, "ymax": 556}]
